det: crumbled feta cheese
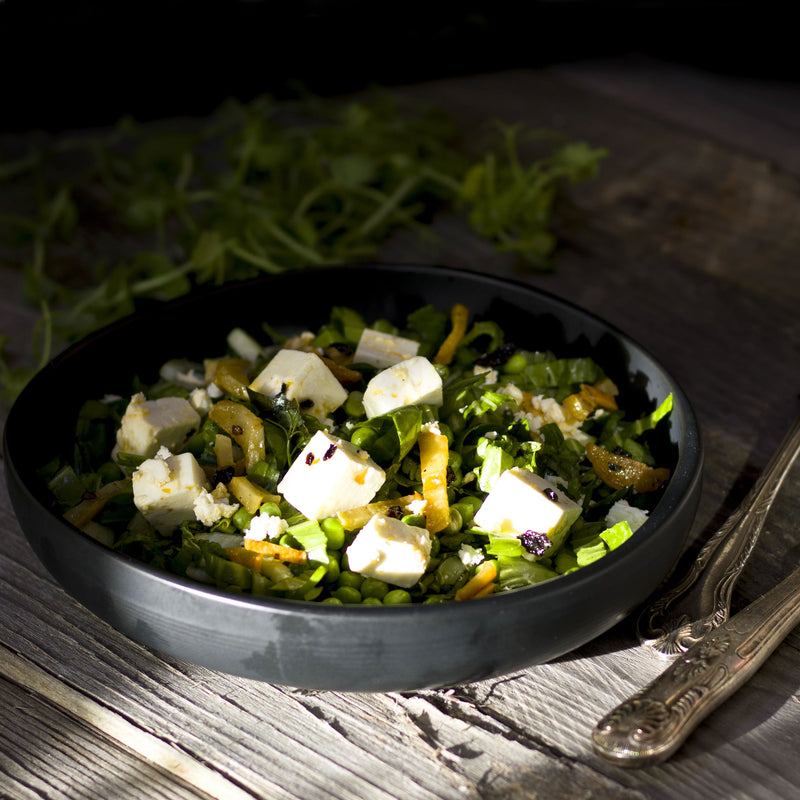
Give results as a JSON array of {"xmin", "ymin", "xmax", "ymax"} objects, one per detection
[
  {"xmin": 193, "ymin": 483, "xmax": 239, "ymax": 527},
  {"xmin": 352, "ymin": 328, "xmax": 420, "ymax": 368},
  {"xmin": 249, "ymin": 349, "xmax": 347, "ymax": 420},
  {"xmin": 406, "ymin": 495, "xmax": 428, "ymax": 515},
  {"xmin": 277, "ymin": 430, "xmax": 386, "ymax": 520},
  {"xmin": 473, "ymin": 468, "xmax": 581, "ymax": 554},
  {"xmin": 345, "ymin": 514, "xmax": 432, "ymax": 588},
  {"xmin": 189, "ymin": 387, "xmax": 214, "ymax": 416},
  {"xmin": 132, "ymin": 451, "xmax": 210, "ymax": 533},
  {"xmin": 244, "ymin": 512, "xmax": 289, "ymax": 541},
  {"xmin": 458, "ymin": 543, "xmax": 485, "ymax": 567},
  {"xmin": 508, "ymin": 388, "xmax": 591, "ymax": 445},
  {"xmin": 113, "ymin": 393, "xmax": 201, "ymax": 460},
  {"xmin": 605, "ymin": 499, "xmax": 649, "ymax": 532},
  {"xmin": 362, "ymin": 356, "xmax": 443, "ymax": 418}
]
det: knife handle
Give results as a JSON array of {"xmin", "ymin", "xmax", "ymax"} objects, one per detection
[
  {"xmin": 637, "ymin": 412, "xmax": 800, "ymax": 655},
  {"xmin": 592, "ymin": 564, "xmax": 800, "ymax": 767}
]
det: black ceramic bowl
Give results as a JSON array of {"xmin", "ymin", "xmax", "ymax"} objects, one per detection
[{"xmin": 4, "ymin": 264, "xmax": 702, "ymax": 691}]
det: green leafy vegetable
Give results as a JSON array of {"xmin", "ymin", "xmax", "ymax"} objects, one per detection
[{"xmin": 0, "ymin": 92, "xmax": 606, "ymax": 407}]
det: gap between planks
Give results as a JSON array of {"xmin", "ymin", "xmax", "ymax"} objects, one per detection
[{"xmin": 0, "ymin": 642, "xmax": 256, "ymax": 800}]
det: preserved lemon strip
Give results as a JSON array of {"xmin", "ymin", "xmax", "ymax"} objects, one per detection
[
  {"xmin": 209, "ymin": 399, "xmax": 265, "ymax": 472},
  {"xmin": 456, "ymin": 560, "xmax": 497, "ymax": 601},
  {"xmin": 563, "ymin": 382, "xmax": 619, "ymax": 423},
  {"xmin": 206, "ymin": 357, "xmax": 252, "ymax": 401},
  {"xmin": 241, "ymin": 538, "xmax": 308, "ymax": 565},
  {"xmin": 227, "ymin": 476, "xmax": 281, "ymax": 515},
  {"xmin": 63, "ymin": 479, "xmax": 132, "ymax": 530},
  {"xmin": 337, "ymin": 493, "xmax": 419, "ymax": 531},
  {"xmin": 418, "ymin": 427, "xmax": 450, "ymax": 534},
  {"xmin": 434, "ymin": 303, "xmax": 469, "ymax": 365},
  {"xmin": 586, "ymin": 442, "xmax": 669, "ymax": 493}
]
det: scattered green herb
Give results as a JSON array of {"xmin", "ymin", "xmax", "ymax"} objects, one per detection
[{"xmin": 0, "ymin": 92, "xmax": 606, "ymax": 407}]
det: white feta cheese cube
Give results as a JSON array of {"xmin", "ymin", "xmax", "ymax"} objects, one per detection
[
  {"xmin": 193, "ymin": 483, "xmax": 240, "ymax": 527},
  {"xmin": 605, "ymin": 499, "xmax": 649, "ymax": 532},
  {"xmin": 132, "ymin": 451, "xmax": 211, "ymax": 533},
  {"xmin": 473, "ymin": 468, "xmax": 581, "ymax": 553},
  {"xmin": 362, "ymin": 356, "xmax": 443, "ymax": 418},
  {"xmin": 114, "ymin": 393, "xmax": 201, "ymax": 460},
  {"xmin": 277, "ymin": 430, "xmax": 385, "ymax": 520},
  {"xmin": 345, "ymin": 514, "xmax": 432, "ymax": 588},
  {"xmin": 352, "ymin": 328, "xmax": 420, "ymax": 369},
  {"xmin": 249, "ymin": 349, "xmax": 347, "ymax": 420}
]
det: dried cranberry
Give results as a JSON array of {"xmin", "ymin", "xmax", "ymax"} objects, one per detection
[
  {"xmin": 213, "ymin": 466, "xmax": 235, "ymax": 484},
  {"xmin": 476, "ymin": 342, "xmax": 516, "ymax": 367},
  {"xmin": 519, "ymin": 530, "xmax": 551, "ymax": 556}
]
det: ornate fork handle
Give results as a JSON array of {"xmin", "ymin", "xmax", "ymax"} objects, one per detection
[
  {"xmin": 637, "ymin": 412, "xmax": 800, "ymax": 655},
  {"xmin": 592, "ymin": 563, "xmax": 800, "ymax": 766}
]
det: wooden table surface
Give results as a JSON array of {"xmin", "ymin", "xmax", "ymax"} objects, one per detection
[{"xmin": 2, "ymin": 55, "xmax": 800, "ymax": 799}]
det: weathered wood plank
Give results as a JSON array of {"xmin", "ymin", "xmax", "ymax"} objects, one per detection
[
  {"xmin": 0, "ymin": 673, "xmax": 213, "ymax": 800},
  {"xmin": 1, "ymin": 59, "xmax": 800, "ymax": 799}
]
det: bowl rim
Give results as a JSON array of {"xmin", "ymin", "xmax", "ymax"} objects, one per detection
[{"xmin": 4, "ymin": 261, "xmax": 703, "ymax": 623}]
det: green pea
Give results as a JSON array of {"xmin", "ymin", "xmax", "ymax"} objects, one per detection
[
  {"xmin": 401, "ymin": 514, "xmax": 427, "ymax": 528},
  {"xmin": 452, "ymin": 496, "xmax": 482, "ymax": 527},
  {"xmin": 362, "ymin": 596, "xmax": 383, "ymax": 605},
  {"xmin": 502, "ymin": 353, "xmax": 528, "ymax": 374},
  {"xmin": 322, "ymin": 596, "xmax": 343, "ymax": 605},
  {"xmin": 440, "ymin": 506, "xmax": 463, "ymax": 536},
  {"xmin": 231, "ymin": 507, "xmax": 253, "ymax": 532},
  {"xmin": 332, "ymin": 586, "xmax": 362, "ymax": 604},
  {"xmin": 323, "ymin": 558, "xmax": 341, "ymax": 584},
  {"xmin": 383, "ymin": 589, "xmax": 412, "ymax": 605},
  {"xmin": 259, "ymin": 501, "xmax": 282, "ymax": 517},
  {"xmin": 350, "ymin": 427, "xmax": 377, "ymax": 450},
  {"xmin": 338, "ymin": 570, "xmax": 363, "ymax": 589},
  {"xmin": 360, "ymin": 577, "xmax": 389, "ymax": 600},
  {"xmin": 320, "ymin": 517, "xmax": 346, "ymax": 550}
]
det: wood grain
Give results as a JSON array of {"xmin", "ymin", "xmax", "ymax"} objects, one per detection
[{"xmin": 2, "ymin": 56, "xmax": 800, "ymax": 799}]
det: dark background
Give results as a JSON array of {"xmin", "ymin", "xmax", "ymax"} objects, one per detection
[{"xmin": 0, "ymin": 1, "xmax": 793, "ymax": 132}]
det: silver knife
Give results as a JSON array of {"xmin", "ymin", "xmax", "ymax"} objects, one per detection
[{"xmin": 592, "ymin": 560, "xmax": 800, "ymax": 766}]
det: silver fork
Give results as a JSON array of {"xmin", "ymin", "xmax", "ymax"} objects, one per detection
[{"xmin": 637, "ymin": 411, "xmax": 800, "ymax": 655}]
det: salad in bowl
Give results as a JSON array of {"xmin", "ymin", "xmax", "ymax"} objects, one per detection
[{"xmin": 42, "ymin": 299, "xmax": 673, "ymax": 607}]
